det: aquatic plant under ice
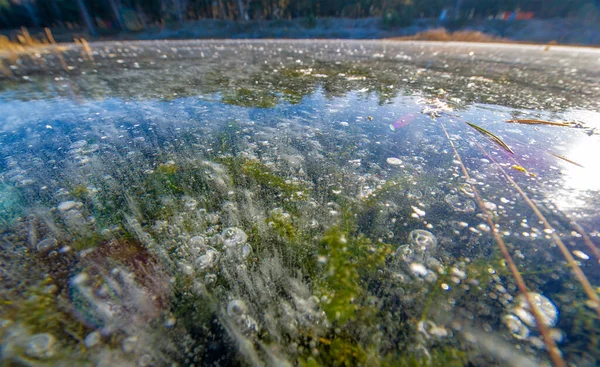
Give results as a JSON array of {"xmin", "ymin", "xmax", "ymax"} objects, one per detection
[{"xmin": 0, "ymin": 40, "xmax": 599, "ymax": 367}]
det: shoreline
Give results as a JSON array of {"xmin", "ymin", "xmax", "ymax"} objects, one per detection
[{"xmin": 2, "ymin": 17, "xmax": 600, "ymax": 47}]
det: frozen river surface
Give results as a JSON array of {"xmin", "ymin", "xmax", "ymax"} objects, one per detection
[{"xmin": 0, "ymin": 40, "xmax": 599, "ymax": 366}]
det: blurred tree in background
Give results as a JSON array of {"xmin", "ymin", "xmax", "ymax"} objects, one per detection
[{"xmin": 0, "ymin": 0, "xmax": 598, "ymax": 33}]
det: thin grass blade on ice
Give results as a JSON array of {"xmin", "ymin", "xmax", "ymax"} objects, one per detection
[
  {"xmin": 465, "ymin": 121, "xmax": 514, "ymax": 154},
  {"xmin": 506, "ymin": 119, "xmax": 571, "ymax": 127},
  {"xmin": 549, "ymin": 152, "xmax": 584, "ymax": 168}
]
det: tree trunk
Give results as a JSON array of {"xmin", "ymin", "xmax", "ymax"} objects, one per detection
[
  {"xmin": 236, "ymin": 0, "xmax": 247, "ymax": 20},
  {"xmin": 51, "ymin": 0, "xmax": 63, "ymax": 23},
  {"xmin": 23, "ymin": 0, "xmax": 40, "ymax": 27},
  {"xmin": 135, "ymin": 2, "xmax": 148, "ymax": 29},
  {"xmin": 108, "ymin": 0, "xmax": 126, "ymax": 30},
  {"xmin": 0, "ymin": 10, "xmax": 12, "ymax": 28},
  {"xmin": 455, "ymin": 0, "xmax": 463, "ymax": 19},
  {"xmin": 205, "ymin": 0, "xmax": 214, "ymax": 19},
  {"xmin": 76, "ymin": 0, "xmax": 98, "ymax": 37},
  {"xmin": 218, "ymin": 0, "xmax": 227, "ymax": 19},
  {"xmin": 176, "ymin": 0, "xmax": 186, "ymax": 23}
]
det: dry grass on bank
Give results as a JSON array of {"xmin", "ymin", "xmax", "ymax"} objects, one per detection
[
  {"xmin": 0, "ymin": 27, "xmax": 87, "ymax": 57},
  {"xmin": 1, "ymin": 27, "xmax": 56, "ymax": 52},
  {"xmin": 0, "ymin": 27, "xmax": 93, "ymax": 76},
  {"xmin": 391, "ymin": 28, "xmax": 507, "ymax": 43}
]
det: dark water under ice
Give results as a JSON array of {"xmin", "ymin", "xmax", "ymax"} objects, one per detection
[{"xmin": 0, "ymin": 40, "xmax": 599, "ymax": 366}]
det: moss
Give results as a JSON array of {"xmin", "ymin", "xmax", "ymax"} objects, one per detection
[
  {"xmin": 155, "ymin": 162, "xmax": 179, "ymax": 176},
  {"xmin": 300, "ymin": 357, "xmax": 323, "ymax": 367},
  {"xmin": 242, "ymin": 159, "xmax": 304, "ymax": 195},
  {"xmin": 69, "ymin": 184, "xmax": 89, "ymax": 200},
  {"xmin": 346, "ymin": 67, "xmax": 372, "ymax": 78},
  {"xmin": 382, "ymin": 346, "xmax": 468, "ymax": 367},
  {"xmin": 374, "ymin": 76, "xmax": 401, "ymax": 105},
  {"xmin": 567, "ymin": 303, "xmax": 600, "ymax": 360},
  {"xmin": 299, "ymin": 217, "xmax": 481, "ymax": 366},
  {"xmin": 212, "ymin": 122, "xmax": 242, "ymax": 156},
  {"xmin": 279, "ymin": 67, "xmax": 306, "ymax": 79},
  {"xmin": 318, "ymin": 232, "xmax": 391, "ymax": 322},
  {"xmin": 1, "ymin": 276, "xmax": 89, "ymax": 346},
  {"xmin": 150, "ymin": 162, "xmax": 184, "ymax": 195},
  {"xmin": 265, "ymin": 209, "xmax": 297, "ymax": 240},
  {"xmin": 549, "ymin": 274, "xmax": 600, "ymax": 361},
  {"xmin": 217, "ymin": 156, "xmax": 309, "ymax": 201},
  {"xmin": 362, "ymin": 179, "xmax": 405, "ymax": 208},
  {"xmin": 124, "ymin": 159, "xmax": 218, "ymax": 221},
  {"xmin": 297, "ymin": 228, "xmax": 392, "ymax": 366},
  {"xmin": 282, "ymin": 88, "xmax": 305, "ymax": 105},
  {"xmin": 418, "ymin": 250, "xmax": 507, "ymax": 322},
  {"xmin": 0, "ymin": 183, "xmax": 23, "ymax": 228},
  {"xmin": 222, "ymin": 88, "xmax": 278, "ymax": 108},
  {"xmin": 327, "ymin": 337, "xmax": 368, "ymax": 366},
  {"xmin": 170, "ymin": 275, "xmax": 218, "ymax": 328},
  {"xmin": 71, "ymin": 232, "xmax": 106, "ymax": 251}
]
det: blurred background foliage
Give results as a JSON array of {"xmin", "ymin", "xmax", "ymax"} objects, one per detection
[{"xmin": 0, "ymin": 0, "xmax": 599, "ymax": 35}]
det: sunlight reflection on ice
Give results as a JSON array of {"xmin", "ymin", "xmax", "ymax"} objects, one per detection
[{"xmin": 550, "ymin": 110, "xmax": 600, "ymax": 211}]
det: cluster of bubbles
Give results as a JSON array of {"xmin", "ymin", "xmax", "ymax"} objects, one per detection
[
  {"xmin": 444, "ymin": 183, "xmax": 476, "ymax": 214},
  {"xmin": 0, "ymin": 202, "xmax": 174, "ymax": 366},
  {"xmin": 57, "ymin": 201, "xmax": 92, "ymax": 234},
  {"xmin": 502, "ymin": 293, "xmax": 563, "ymax": 347},
  {"xmin": 0, "ymin": 183, "xmax": 22, "ymax": 225},
  {"xmin": 226, "ymin": 299, "xmax": 259, "ymax": 336},
  {"xmin": 1, "ymin": 324, "xmax": 58, "ymax": 363},
  {"xmin": 221, "ymin": 227, "xmax": 253, "ymax": 261},
  {"xmin": 0, "ymin": 46, "xmax": 594, "ymax": 366},
  {"xmin": 122, "ymin": 190, "xmax": 331, "ymax": 363},
  {"xmin": 392, "ymin": 229, "xmax": 441, "ymax": 283},
  {"xmin": 69, "ymin": 266, "xmax": 163, "ymax": 336},
  {"xmin": 184, "ymin": 226, "xmax": 253, "ymax": 287}
]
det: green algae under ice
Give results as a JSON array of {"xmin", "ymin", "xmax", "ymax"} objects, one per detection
[{"xmin": 1, "ymin": 40, "xmax": 600, "ymax": 367}]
